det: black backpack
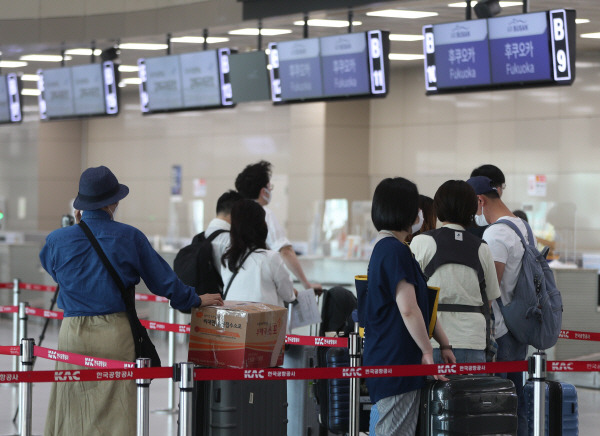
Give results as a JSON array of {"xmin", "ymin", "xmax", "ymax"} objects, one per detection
[{"xmin": 173, "ymin": 229, "xmax": 227, "ymax": 295}]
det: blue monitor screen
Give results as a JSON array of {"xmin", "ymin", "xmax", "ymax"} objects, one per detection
[
  {"xmin": 433, "ymin": 19, "xmax": 492, "ymax": 89},
  {"xmin": 488, "ymin": 12, "xmax": 551, "ymax": 84},
  {"xmin": 320, "ymin": 33, "xmax": 370, "ymax": 97},
  {"xmin": 277, "ymin": 38, "xmax": 323, "ymax": 101}
]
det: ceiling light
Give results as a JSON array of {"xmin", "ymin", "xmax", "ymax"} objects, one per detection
[
  {"xmin": 229, "ymin": 28, "xmax": 292, "ymax": 36},
  {"xmin": 366, "ymin": 10, "xmax": 438, "ymax": 19},
  {"xmin": 118, "ymin": 65, "xmax": 139, "ymax": 73},
  {"xmin": 576, "ymin": 19, "xmax": 590, "ymax": 24},
  {"xmin": 292, "ymin": 19, "xmax": 362, "ymax": 28},
  {"xmin": 120, "ymin": 78, "xmax": 142, "ymax": 86},
  {"xmin": 21, "ymin": 74, "xmax": 40, "ymax": 81},
  {"xmin": 389, "ymin": 34, "xmax": 424, "ymax": 42},
  {"xmin": 22, "ymin": 89, "xmax": 41, "ymax": 96},
  {"xmin": 64, "ymin": 48, "xmax": 102, "ymax": 56},
  {"xmin": 20, "ymin": 55, "xmax": 72, "ymax": 62},
  {"xmin": 389, "ymin": 53, "xmax": 425, "ymax": 61},
  {"xmin": 581, "ymin": 33, "xmax": 600, "ymax": 39},
  {"xmin": 171, "ymin": 36, "xmax": 230, "ymax": 44},
  {"xmin": 118, "ymin": 43, "xmax": 168, "ymax": 50},
  {"xmin": 0, "ymin": 60, "xmax": 28, "ymax": 68},
  {"xmin": 448, "ymin": 1, "xmax": 522, "ymax": 6}
]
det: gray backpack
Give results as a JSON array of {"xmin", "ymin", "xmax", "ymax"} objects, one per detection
[{"xmin": 493, "ymin": 219, "xmax": 563, "ymax": 350}]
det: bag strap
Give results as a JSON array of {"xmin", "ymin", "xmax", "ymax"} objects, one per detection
[
  {"xmin": 78, "ymin": 221, "xmax": 131, "ymax": 308},
  {"xmin": 495, "ymin": 218, "xmax": 535, "ymax": 247},
  {"xmin": 223, "ymin": 250, "xmax": 254, "ymax": 300},
  {"xmin": 205, "ymin": 229, "xmax": 227, "ymax": 242}
]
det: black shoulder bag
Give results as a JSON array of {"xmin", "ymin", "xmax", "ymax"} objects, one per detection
[{"xmin": 79, "ymin": 220, "xmax": 161, "ymax": 367}]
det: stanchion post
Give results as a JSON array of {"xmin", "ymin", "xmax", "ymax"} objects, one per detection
[
  {"xmin": 19, "ymin": 338, "xmax": 34, "ymax": 436},
  {"xmin": 167, "ymin": 307, "xmax": 176, "ymax": 410},
  {"xmin": 136, "ymin": 357, "xmax": 151, "ymax": 436},
  {"xmin": 528, "ymin": 351, "xmax": 547, "ymax": 436},
  {"xmin": 348, "ymin": 331, "xmax": 361, "ymax": 436},
  {"xmin": 12, "ymin": 278, "xmax": 20, "ymax": 373},
  {"xmin": 19, "ymin": 302, "xmax": 28, "ymax": 344},
  {"xmin": 177, "ymin": 363, "xmax": 195, "ymax": 436}
]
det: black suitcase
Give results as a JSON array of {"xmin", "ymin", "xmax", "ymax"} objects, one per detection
[
  {"xmin": 524, "ymin": 380, "xmax": 578, "ymax": 436},
  {"xmin": 193, "ymin": 378, "xmax": 287, "ymax": 436},
  {"xmin": 418, "ymin": 375, "xmax": 518, "ymax": 436}
]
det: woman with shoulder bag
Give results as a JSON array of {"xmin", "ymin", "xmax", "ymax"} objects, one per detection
[{"xmin": 40, "ymin": 166, "xmax": 223, "ymax": 436}]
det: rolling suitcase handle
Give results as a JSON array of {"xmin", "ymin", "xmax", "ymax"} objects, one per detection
[{"xmin": 286, "ymin": 299, "xmax": 299, "ymax": 335}]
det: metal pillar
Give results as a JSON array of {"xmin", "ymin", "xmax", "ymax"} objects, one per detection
[
  {"xmin": 167, "ymin": 307, "xmax": 176, "ymax": 409},
  {"xmin": 348, "ymin": 331, "xmax": 361, "ymax": 436},
  {"xmin": 528, "ymin": 351, "xmax": 547, "ymax": 436},
  {"xmin": 18, "ymin": 302, "xmax": 28, "ymax": 343},
  {"xmin": 19, "ymin": 338, "xmax": 34, "ymax": 436},
  {"xmin": 12, "ymin": 279, "xmax": 20, "ymax": 372},
  {"xmin": 137, "ymin": 357, "xmax": 151, "ymax": 436},
  {"xmin": 177, "ymin": 363, "xmax": 195, "ymax": 436}
]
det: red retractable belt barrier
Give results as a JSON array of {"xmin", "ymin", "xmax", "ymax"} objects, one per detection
[
  {"xmin": 0, "ymin": 305, "xmax": 18, "ymax": 313},
  {"xmin": 0, "ymin": 346, "xmax": 21, "ymax": 356},
  {"xmin": 3, "ymin": 359, "xmax": 599, "ymax": 384},
  {"xmin": 34, "ymin": 346, "xmax": 135, "ymax": 369},
  {"xmin": 559, "ymin": 329, "xmax": 600, "ymax": 342},
  {"xmin": 0, "ymin": 282, "xmax": 12, "ymax": 289},
  {"xmin": 25, "ymin": 306, "xmax": 64, "ymax": 320},
  {"xmin": 19, "ymin": 283, "xmax": 56, "ymax": 292}
]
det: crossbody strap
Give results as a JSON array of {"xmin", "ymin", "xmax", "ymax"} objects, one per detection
[
  {"xmin": 223, "ymin": 250, "xmax": 254, "ymax": 300},
  {"xmin": 78, "ymin": 221, "xmax": 130, "ymax": 307}
]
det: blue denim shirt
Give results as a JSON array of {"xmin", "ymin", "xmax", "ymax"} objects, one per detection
[{"xmin": 39, "ymin": 209, "xmax": 200, "ymax": 317}]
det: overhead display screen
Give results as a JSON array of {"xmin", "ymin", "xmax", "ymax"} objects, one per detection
[
  {"xmin": 432, "ymin": 19, "xmax": 492, "ymax": 89},
  {"xmin": 276, "ymin": 38, "xmax": 323, "ymax": 101},
  {"xmin": 268, "ymin": 30, "xmax": 389, "ymax": 103},
  {"xmin": 138, "ymin": 49, "xmax": 233, "ymax": 113},
  {"xmin": 37, "ymin": 61, "xmax": 118, "ymax": 120},
  {"xmin": 423, "ymin": 9, "xmax": 575, "ymax": 94},
  {"xmin": 229, "ymin": 51, "xmax": 271, "ymax": 103},
  {"xmin": 0, "ymin": 74, "xmax": 22, "ymax": 124},
  {"xmin": 488, "ymin": 12, "xmax": 552, "ymax": 84},
  {"xmin": 320, "ymin": 32, "xmax": 371, "ymax": 97}
]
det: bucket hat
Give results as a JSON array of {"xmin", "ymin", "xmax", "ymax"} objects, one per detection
[{"xmin": 73, "ymin": 166, "xmax": 129, "ymax": 210}]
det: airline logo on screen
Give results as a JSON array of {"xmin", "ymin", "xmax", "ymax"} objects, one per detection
[{"xmin": 367, "ymin": 30, "xmax": 387, "ymax": 95}]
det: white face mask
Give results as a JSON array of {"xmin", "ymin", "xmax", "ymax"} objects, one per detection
[
  {"xmin": 411, "ymin": 209, "xmax": 424, "ymax": 234},
  {"xmin": 474, "ymin": 206, "xmax": 488, "ymax": 227},
  {"xmin": 261, "ymin": 188, "xmax": 271, "ymax": 205}
]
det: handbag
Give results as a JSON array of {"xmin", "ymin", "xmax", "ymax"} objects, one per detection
[{"xmin": 79, "ymin": 220, "xmax": 161, "ymax": 367}]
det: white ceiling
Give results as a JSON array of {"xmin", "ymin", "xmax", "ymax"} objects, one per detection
[{"xmin": 4, "ymin": 0, "xmax": 600, "ymax": 91}]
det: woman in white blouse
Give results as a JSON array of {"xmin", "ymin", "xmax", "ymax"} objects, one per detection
[{"xmin": 221, "ymin": 199, "xmax": 296, "ymax": 307}]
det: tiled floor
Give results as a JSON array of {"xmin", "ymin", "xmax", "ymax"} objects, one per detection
[{"xmin": 0, "ymin": 316, "xmax": 598, "ymax": 435}]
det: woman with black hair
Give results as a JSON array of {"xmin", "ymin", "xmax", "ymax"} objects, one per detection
[
  {"xmin": 411, "ymin": 180, "xmax": 501, "ymax": 364},
  {"xmin": 363, "ymin": 177, "xmax": 454, "ymax": 436},
  {"xmin": 221, "ymin": 199, "xmax": 296, "ymax": 306}
]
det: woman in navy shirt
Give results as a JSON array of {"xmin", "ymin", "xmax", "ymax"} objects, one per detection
[{"xmin": 363, "ymin": 177, "xmax": 455, "ymax": 436}]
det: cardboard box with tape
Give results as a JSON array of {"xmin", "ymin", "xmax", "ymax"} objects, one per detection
[{"xmin": 188, "ymin": 301, "xmax": 287, "ymax": 369}]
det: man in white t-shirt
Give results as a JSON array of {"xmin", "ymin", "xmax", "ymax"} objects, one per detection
[
  {"xmin": 205, "ymin": 190, "xmax": 242, "ymax": 270},
  {"xmin": 467, "ymin": 175, "xmax": 529, "ymax": 436},
  {"xmin": 235, "ymin": 161, "xmax": 322, "ymax": 294}
]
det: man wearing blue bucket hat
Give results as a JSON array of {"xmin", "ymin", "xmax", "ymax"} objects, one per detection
[{"xmin": 40, "ymin": 165, "xmax": 223, "ymax": 436}]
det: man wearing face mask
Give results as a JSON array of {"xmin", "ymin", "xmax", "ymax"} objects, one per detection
[
  {"xmin": 235, "ymin": 160, "xmax": 322, "ymax": 294},
  {"xmin": 466, "ymin": 175, "xmax": 529, "ymax": 436},
  {"xmin": 468, "ymin": 165, "xmax": 506, "ymax": 238},
  {"xmin": 41, "ymin": 165, "xmax": 223, "ymax": 436}
]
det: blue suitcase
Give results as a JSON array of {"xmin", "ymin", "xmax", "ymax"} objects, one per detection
[{"xmin": 524, "ymin": 380, "xmax": 578, "ymax": 436}]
